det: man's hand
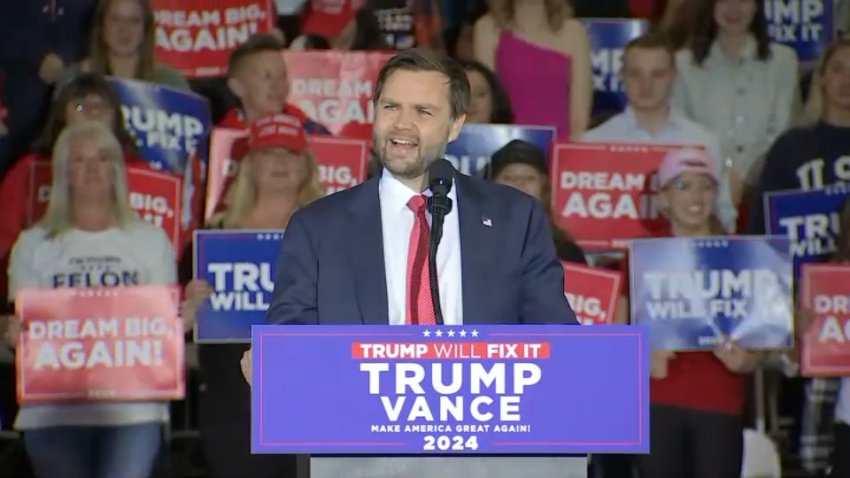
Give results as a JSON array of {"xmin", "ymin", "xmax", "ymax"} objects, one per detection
[{"xmin": 241, "ymin": 348, "xmax": 252, "ymax": 386}]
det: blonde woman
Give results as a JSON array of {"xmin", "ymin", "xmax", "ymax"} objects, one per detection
[
  {"xmin": 56, "ymin": 0, "xmax": 188, "ymax": 91},
  {"xmin": 5, "ymin": 121, "xmax": 179, "ymax": 478},
  {"xmin": 181, "ymin": 113, "xmax": 323, "ymax": 478},
  {"xmin": 473, "ymin": 0, "xmax": 592, "ymax": 139}
]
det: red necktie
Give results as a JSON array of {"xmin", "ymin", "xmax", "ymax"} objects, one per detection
[{"xmin": 406, "ymin": 195, "xmax": 436, "ymax": 325}]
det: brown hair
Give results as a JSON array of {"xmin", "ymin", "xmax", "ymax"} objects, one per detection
[
  {"xmin": 89, "ymin": 0, "xmax": 158, "ymax": 81},
  {"xmin": 624, "ymin": 31, "xmax": 677, "ymax": 66},
  {"xmin": 800, "ymin": 38, "xmax": 850, "ymax": 126},
  {"xmin": 227, "ymin": 33, "xmax": 286, "ymax": 78},
  {"xmin": 373, "ymin": 48, "xmax": 470, "ymax": 120},
  {"xmin": 37, "ymin": 73, "xmax": 137, "ymax": 155},
  {"xmin": 689, "ymin": 0, "xmax": 771, "ymax": 66},
  {"xmin": 487, "ymin": 0, "xmax": 572, "ymax": 32}
]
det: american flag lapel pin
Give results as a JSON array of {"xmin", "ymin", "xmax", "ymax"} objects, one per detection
[{"xmin": 482, "ymin": 216, "xmax": 493, "ymax": 227}]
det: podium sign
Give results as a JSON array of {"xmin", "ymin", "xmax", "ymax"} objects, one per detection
[{"xmin": 252, "ymin": 324, "xmax": 649, "ymax": 455}]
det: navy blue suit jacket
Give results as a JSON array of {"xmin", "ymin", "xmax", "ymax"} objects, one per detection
[{"xmin": 266, "ymin": 170, "xmax": 578, "ymax": 326}]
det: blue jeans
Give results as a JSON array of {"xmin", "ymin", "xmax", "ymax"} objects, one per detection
[{"xmin": 23, "ymin": 423, "xmax": 162, "ymax": 478}]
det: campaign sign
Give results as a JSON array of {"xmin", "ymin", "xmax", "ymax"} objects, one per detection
[
  {"xmin": 582, "ymin": 18, "xmax": 649, "ymax": 115},
  {"xmin": 446, "ymin": 124, "xmax": 557, "ymax": 177},
  {"xmin": 109, "ymin": 77, "xmax": 212, "ymax": 175},
  {"xmin": 205, "ymin": 127, "xmax": 250, "ymax": 221},
  {"xmin": 193, "ymin": 230, "xmax": 282, "ymax": 343},
  {"xmin": 765, "ymin": 0, "xmax": 835, "ymax": 65},
  {"xmin": 552, "ymin": 143, "xmax": 674, "ymax": 250},
  {"xmin": 563, "ymin": 262, "xmax": 622, "ymax": 325},
  {"xmin": 285, "ymin": 51, "xmax": 395, "ymax": 139},
  {"xmin": 153, "ymin": 0, "xmax": 275, "ymax": 78},
  {"xmin": 15, "ymin": 286, "xmax": 184, "ymax": 403},
  {"xmin": 311, "ymin": 136, "xmax": 369, "ymax": 195},
  {"xmin": 252, "ymin": 324, "xmax": 649, "ymax": 454},
  {"xmin": 27, "ymin": 163, "xmax": 183, "ymax": 250},
  {"xmin": 630, "ymin": 236, "xmax": 794, "ymax": 351},
  {"xmin": 800, "ymin": 263, "xmax": 850, "ymax": 376},
  {"xmin": 765, "ymin": 184, "xmax": 850, "ymax": 278}
]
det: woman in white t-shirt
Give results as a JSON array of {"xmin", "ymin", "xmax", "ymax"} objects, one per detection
[{"xmin": 5, "ymin": 120, "xmax": 179, "ymax": 478}]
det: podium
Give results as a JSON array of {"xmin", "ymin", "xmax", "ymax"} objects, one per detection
[{"xmin": 252, "ymin": 324, "xmax": 648, "ymax": 478}]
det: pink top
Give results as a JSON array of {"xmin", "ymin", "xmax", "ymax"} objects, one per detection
[{"xmin": 495, "ymin": 31, "xmax": 571, "ymax": 140}]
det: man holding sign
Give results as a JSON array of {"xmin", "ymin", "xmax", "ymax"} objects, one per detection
[{"xmin": 242, "ymin": 48, "xmax": 577, "ymax": 380}]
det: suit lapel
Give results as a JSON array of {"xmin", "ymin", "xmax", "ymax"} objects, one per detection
[
  {"xmin": 456, "ymin": 175, "xmax": 491, "ymax": 325},
  {"xmin": 347, "ymin": 177, "xmax": 389, "ymax": 325}
]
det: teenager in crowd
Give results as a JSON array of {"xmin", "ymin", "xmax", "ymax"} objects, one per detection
[
  {"xmin": 181, "ymin": 114, "xmax": 324, "ymax": 478},
  {"xmin": 473, "ymin": 0, "xmax": 592, "ymax": 139},
  {"xmin": 747, "ymin": 38, "xmax": 850, "ymax": 234},
  {"xmin": 672, "ymin": 0, "xmax": 799, "ymax": 205},
  {"xmin": 488, "ymin": 139, "xmax": 586, "ymax": 265},
  {"xmin": 5, "ymin": 121, "xmax": 183, "ymax": 478},
  {"xmin": 460, "ymin": 60, "xmax": 514, "ymax": 124},
  {"xmin": 632, "ymin": 147, "xmax": 762, "ymax": 478},
  {"xmin": 56, "ymin": 0, "xmax": 189, "ymax": 91},
  {"xmin": 0, "ymin": 73, "xmax": 153, "ymax": 305}
]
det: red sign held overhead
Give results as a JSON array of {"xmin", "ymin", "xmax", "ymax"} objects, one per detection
[
  {"xmin": 800, "ymin": 263, "xmax": 850, "ymax": 377},
  {"xmin": 15, "ymin": 286, "xmax": 185, "ymax": 403}
]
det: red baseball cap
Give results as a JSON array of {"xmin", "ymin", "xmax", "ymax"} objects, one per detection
[
  {"xmin": 302, "ymin": 0, "xmax": 361, "ymax": 39},
  {"xmin": 248, "ymin": 114, "xmax": 307, "ymax": 154}
]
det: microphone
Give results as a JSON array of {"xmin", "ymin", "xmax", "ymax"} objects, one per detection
[{"xmin": 426, "ymin": 159, "xmax": 454, "ymax": 326}]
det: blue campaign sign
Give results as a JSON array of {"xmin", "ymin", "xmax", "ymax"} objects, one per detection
[
  {"xmin": 765, "ymin": 0, "xmax": 836, "ymax": 65},
  {"xmin": 109, "ymin": 77, "xmax": 213, "ymax": 174},
  {"xmin": 252, "ymin": 324, "xmax": 649, "ymax": 455},
  {"xmin": 582, "ymin": 18, "xmax": 649, "ymax": 115},
  {"xmin": 765, "ymin": 184, "xmax": 850, "ymax": 277},
  {"xmin": 445, "ymin": 124, "xmax": 556, "ymax": 177},
  {"xmin": 630, "ymin": 237, "xmax": 794, "ymax": 351},
  {"xmin": 193, "ymin": 230, "xmax": 283, "ymax": 343}
]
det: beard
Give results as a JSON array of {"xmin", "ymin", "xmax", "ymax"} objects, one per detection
[{"xmin": 374, "ymin": 130, "xmax": 450, "ymax": 180}]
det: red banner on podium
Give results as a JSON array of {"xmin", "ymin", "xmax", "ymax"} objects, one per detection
[
  {"xmin": 801, "ymin": 263, "xmax": 850, "ymax": 376},
  {"xmin": 15, "ymin": 286, "xmax": 185, "ymax": 403},
  {"xmin": 563, "ymin": 262, "xmax": 622, "ymax": 325},
  {"xmin": 152, "ymin": 0, "xmax": 275, "ymax": 79},
  {"xmin": 28, "ymin": 164, "xmax": 183, "ymax": 250},
  {"xmin": 551, "ymin": 143, "xmax": 680, "ymax": 250},
  {"xmin": 284, "ymin": 51, "xmax": 394, "ymax": 139}
]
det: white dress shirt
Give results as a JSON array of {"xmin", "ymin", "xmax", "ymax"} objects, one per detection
[
  {"xmin": 581, "ymin": 107, "xmax": 738, "ymax": 232},
  {"xmin": 379, "ymin": 169, "xmax": 464, "ymax": 326},
  {"xmin": 837, "ymin": 378, "xmax": 850, "ymax": 426}
]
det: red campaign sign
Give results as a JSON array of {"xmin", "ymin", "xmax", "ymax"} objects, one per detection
[
  {"xmin": 28, "ymin": 163, "xmax": 183, "ymax": 251},
  {"xmin": 563, "ymin": 262, "xmax": 622, "ymax": 325},
  {"xmin": 127, "ymin": 168, "xmax": 183, "ymax": 251},
  {"xmin": 800, "ymin": 263, "xmax": 850, "ymax": 376},
  {"xmin": 153, "ymin": 0, "xmax": 275, "ymax": 79},
  {"xmin": 205, "ymin": 129, "xmax": 370, "ymax": 221},
  {"xmin": 551, "ymin": 143, "xmax": 682, "ymax": 250},
  {"xmin": 205, "ymin": 127, "xmax": 250, "ymax": 221},
  {"xmin": 311, "ymin": 136, "xmax": 369, "ymax": 195},
  {"xmin": 15, "ymin": 286, "xmax": 185, "ymax": 403},
  {"xmin": 284, "ymin": 50, "xmax": 394, "ymax": 139}
]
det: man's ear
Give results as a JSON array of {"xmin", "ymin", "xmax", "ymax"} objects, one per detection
[
  {"xmin": 227, "ymin": 76, "xmax": 245, "ymax": 100},
  {"xmin": 447, "ymin": 114, "xmax": 466, "ymax": 143}
]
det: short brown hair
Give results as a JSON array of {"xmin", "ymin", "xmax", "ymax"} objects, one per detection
[
  {"xmin": 624, "ymin": 32, "xmax": 676, "ymax": 66},
  {"xmin": 227, "ymin": 33, "xmax": 285, "ymax": 78},
  {"xmin": 373, "ymin": 48, "xmax": 470, "ymax": 119}
]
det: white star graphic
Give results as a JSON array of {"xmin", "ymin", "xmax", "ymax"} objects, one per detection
[
  {"xmin": 422, "ymin": 329, "xmax": 431, "ymax": 337},
  {"xmin": 459, "ymin": 330, "xmax": 467, "ymax": 337},
  {"xmin": 447, "ymin": 329, "xmax": 455, "ymax": 337},
  {"xmin": 435, "ymin": 329, "xmax": 443, "ymax": 337},
  {"xmin": 471, "ymin": 329, "xmax": 479, "ymax": 337},
  {"xmin": 256, "ymin": 233, "xmax": 264, "ymax": 240}
]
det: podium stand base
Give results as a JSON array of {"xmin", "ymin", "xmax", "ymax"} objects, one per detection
[{"xmin": 307, "ymin": 456, "xmax": 588, "ymax": 478}]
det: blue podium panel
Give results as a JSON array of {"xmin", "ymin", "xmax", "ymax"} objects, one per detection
[{"xmin": 251, "ymin": 324, "xmax": 649, "ymax": 455}]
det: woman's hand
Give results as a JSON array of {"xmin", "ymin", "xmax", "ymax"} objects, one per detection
[
  {"xmin": 714, "ymin": 338, "xmax": 762, "ymax": 373},
  {"xmin": 650, "ymin": 350, "xmax": 676, "ymax": 379},
  {"xmin": 180, "ymin": 279, "xmax": 213, "ymax": 333}
]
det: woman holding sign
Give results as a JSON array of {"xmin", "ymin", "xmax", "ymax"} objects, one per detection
[
  {"xmin": 5, "ymin": 121, "xmax": 183, "ymax": 478},
  {"xmin": 181, "ymin": 113, "xmax": 323, "ymax": 478},
  {"xmin": 634, "ymin": 148, "xmax": 763, "ymax": 478}
]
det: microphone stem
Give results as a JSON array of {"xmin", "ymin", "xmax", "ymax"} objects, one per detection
[{"xmin": 429, "ymin": 212, "xmax": 445, "ymax": 326}]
